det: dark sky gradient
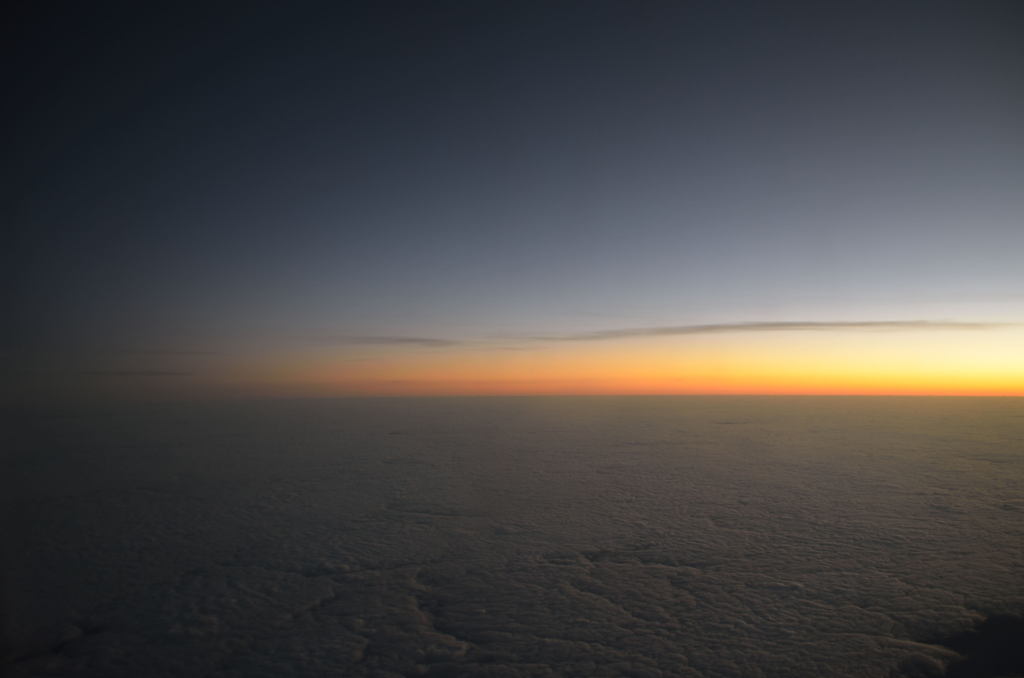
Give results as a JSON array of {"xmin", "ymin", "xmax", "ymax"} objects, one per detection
[{"xmin": 9, "ymin": 1, "xmax": 1024, "ymax": 396}]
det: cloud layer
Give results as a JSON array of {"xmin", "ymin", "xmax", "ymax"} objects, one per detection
[{"xmin": 8, "ymin": 397, "xmax": 1021, "ymax": 677}]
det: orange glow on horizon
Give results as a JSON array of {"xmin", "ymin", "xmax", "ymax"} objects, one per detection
[{"xmin": 220, "ymin": 329, "xmax": 1024, "ymax": 398}]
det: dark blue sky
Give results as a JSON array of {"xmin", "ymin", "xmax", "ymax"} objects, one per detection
[{"xmin": 9, "ymin": 1, "xmax": 1024, "ymax": 396}]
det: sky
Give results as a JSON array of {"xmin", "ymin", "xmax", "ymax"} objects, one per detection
[{"xmin": 8, "ymin": 1, "xmax": 1024, "ymax": 399}]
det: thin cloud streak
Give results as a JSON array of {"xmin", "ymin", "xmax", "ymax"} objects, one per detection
[
  {"xmin": 533, "ymin": 320, "xmax": 1010, "ymax": 342},
  {"xmin": 81, "ymin": 370, "xmax": 195, "ymax": 377},
  {"xmin": 308, "ymin": 321, "xmax": 1009, "ymax": 350},
  {"xmin": 114, "ymin": 349, "xmax": 219, "ymax": 356},
  {"xmin": 316, "ymin": 335, "xmax": 463, "ymax": 347}
]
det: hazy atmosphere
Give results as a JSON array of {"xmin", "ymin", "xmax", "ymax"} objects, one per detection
[{"xmin": 6, "ymin": 2, "xmax": 1024, "ymax": 677}]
